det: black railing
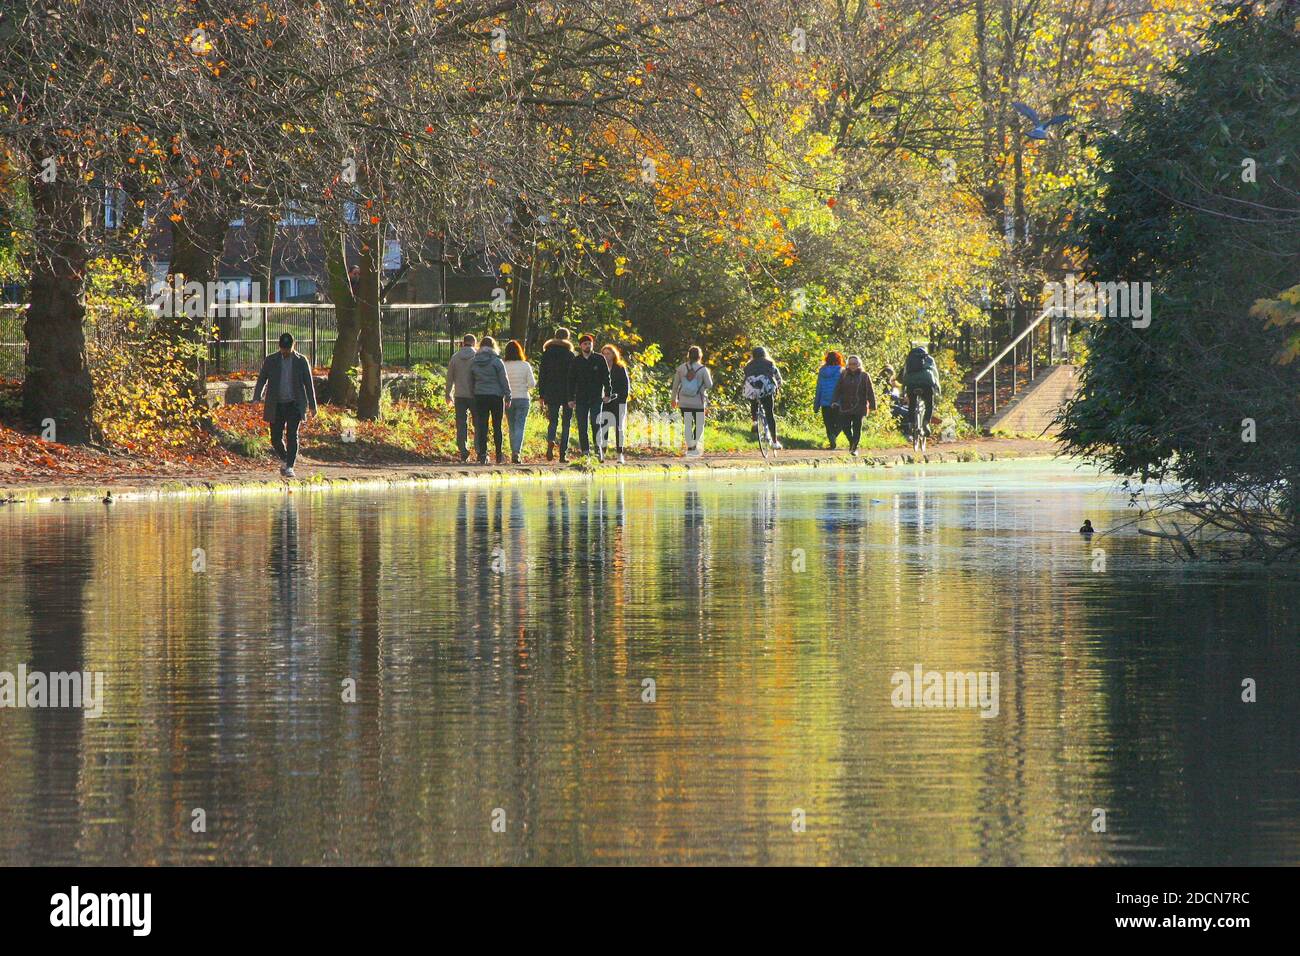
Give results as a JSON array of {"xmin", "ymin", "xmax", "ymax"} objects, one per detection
[
  {"xmin": 208, "ymin": 301, "xmax": 503, "ymax": 373},
  {"xmin": 0, "ymin": 300, "xmax": 510, "ymax": 381}
]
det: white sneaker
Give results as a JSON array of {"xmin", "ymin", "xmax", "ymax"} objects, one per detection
[
  {"xmin": 618, "ymin": 454, "xmax": 625, "ymax": 464},
  {"xmin": 773, "ymin": 442, "xmax": 783, "ymax": 450},
  {"xmin": 284, "ymin": 467, "xmax": 295, "ymax": 478}
]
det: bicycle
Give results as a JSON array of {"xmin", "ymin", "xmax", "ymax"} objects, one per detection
[
  {"xmin": 909, "ymin": 390, "xmax": 929, "ymax": 454},
  {"xmin": 752, "ymin": 397, "xmax": 774, "ymax": 461},
  {"xmin": 744, "ymin": 377, "xmax": 777, "ymax": 461}
]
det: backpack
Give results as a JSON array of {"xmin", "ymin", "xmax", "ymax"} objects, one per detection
[
  {"xmin": 743, "ymin": 374, "xmax": 775, "ymax": 400},
  {"xmin": 903, "ymin": 356, "xmax": 939, "ymax": 391},
  {"xmin": 679, "ymin": 364, "xmax": 705, "ymax": 398},
  {"xmin": 904, "ymin": 346, "xmax": 929, "ymax": 375}
]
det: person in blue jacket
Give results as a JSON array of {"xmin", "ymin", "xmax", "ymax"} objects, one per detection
[{"xmin": 814, "ymin": 351, "xmax": 845, "ymax": 449}]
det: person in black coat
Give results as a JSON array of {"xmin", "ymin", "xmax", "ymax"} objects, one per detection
[
  {"xmin": 537, "ymin": 328, "xmax": 576, "ymax": 461},
  {"xmin": 568, "ymin": 333, "xmax": 612, "ymax": 459},
  {"xmin": 599, "ymin": 344, "xmax": 631, "ymax": 463}
]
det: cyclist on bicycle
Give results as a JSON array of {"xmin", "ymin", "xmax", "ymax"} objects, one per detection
[
  {"xmin": 900, "ymin": 345, "xmax": 941, "ymax": 446},
  {"xmin": 742, "ymin": 346, "xmax": 783, "ymax": 450}
]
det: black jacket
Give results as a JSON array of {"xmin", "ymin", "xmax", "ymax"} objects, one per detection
[
  {"xmin": 537, "ymin": 339, "xmax": 575, "ymax": 404},
  {"xmin": 604, "ymin": 364, "xmax": 631, "ymax": 406},
  {"xmin": 569, "ymin": 350, "xmax": 611, "ymax": 405}
]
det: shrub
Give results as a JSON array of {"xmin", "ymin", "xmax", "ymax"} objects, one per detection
[{"xmin": 84, "ymin": 258, "xmax": 208, "ymax": 451}]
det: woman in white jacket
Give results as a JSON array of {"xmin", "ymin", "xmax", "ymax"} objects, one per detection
[
  {"xmin": 670, "ymin": 346, "xmax": 713, "ymax": 456},
  {"xmin": 502, "ymin": 340, "xmax": 537, "ymax": 463}
]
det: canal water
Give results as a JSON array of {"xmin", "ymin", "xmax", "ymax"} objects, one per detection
[{"xmin": 0, "ymin": 461, "xmax": 1296, "ymax": 865}]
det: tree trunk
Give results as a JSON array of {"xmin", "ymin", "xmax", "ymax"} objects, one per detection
[
  {"xmin": 509, "ymin": 254, "xmax": 533, "ymax": 343},
  {"xmin": 23, "ymin": 145, "xmax": 98, "ymax": 444},
  {"xmin": 324, "ymin": 222, "xmax": 358, "ymax": 405},
  {"xmin": 355, "ymin": 234, "xmax": 383, "ymax": 420},
  {"xmin": 161, "ymin": 196, "xmax": 227, "ymax": 406},
  {"xmin": 250, "ymin": 209, "xmax": 275, "ymax": 311}
]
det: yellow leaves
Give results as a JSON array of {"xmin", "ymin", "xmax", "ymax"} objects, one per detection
[
  {"xmin": 802, "ymin": 132, "xmax": 834, "ymax": 165},
  {"xmin": 1249, "ymin": 285, "xmax": 1300, "ymax": 364}
]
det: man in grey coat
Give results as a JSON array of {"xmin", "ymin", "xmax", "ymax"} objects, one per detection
[
  {"xmin": 444, "ymin": 333, "xmax": 479, "ymax": 462},
  {"xmin": 254, "ymin": 332, "xmax": 318, "ymax": 477}
]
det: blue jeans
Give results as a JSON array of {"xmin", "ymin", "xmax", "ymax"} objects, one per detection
[{"xmin": 507, "ymin": 397, "xmax": 529, "ymax": 456}]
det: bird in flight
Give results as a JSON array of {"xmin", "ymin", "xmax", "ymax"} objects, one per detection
[{"xmin": 1012, "ymin": 102, "xmax": 1070, "ymax": 140}]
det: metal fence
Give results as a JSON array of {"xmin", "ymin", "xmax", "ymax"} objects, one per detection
[
  {"xmin": 208, "ymin": 301, "xmax": 511, "ymax": 373},
  {"xmin": 0, "ymin": 301, "xmax": 511, "ymax": 380},
  {"xmin": 1, "ymin": 306, "xmax": 24, "ymax": 380}
]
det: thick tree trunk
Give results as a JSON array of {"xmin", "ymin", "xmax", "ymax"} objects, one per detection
[
  {"xmin": 23, "ymin": 146, "xmax": 98, "ymax": 444},
  {"xmin": 355, "ymin": 235, "xmax": 383, "ymax": 420},
  {"xmin": 324, "ymin": 222, "xmax": 358, "ymax": 405}
]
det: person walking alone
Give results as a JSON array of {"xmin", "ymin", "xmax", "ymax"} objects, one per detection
[
  {"xmin": 470, "ymin": 336, "xmax": 512, "ymax": 464},
  {"xmin": 445, "ymin": 333, "xmax": 479, "ymax": 462},
  {"xmin": 502, "ymin": 339, "xmax": 535, "ymax": 464},
  {"xmin": 830, "ymin": 354, "xmax": 876, "ymax": 456},
  {"xmin": 568, "ymin": 333, "xmax": 611, "ymax": 461},
  {"xmin": 670, "ymin": 346, "xmax": 713, "ymax": 457},
  {"xmin": 254, "ymin": 332, "xmax": 317, "ymax": 478},
  {"xmin": 537, "ymin": 327, "xmax": 575, "ymax": 462},
  {"xmin": 599, "ymin": 344, "xmax": 631, "ymax": 464}
]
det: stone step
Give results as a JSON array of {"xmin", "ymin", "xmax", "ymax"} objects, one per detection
[{"xmin": 983, "ymin": 365, "xmax": 1078, "ymax": 435}]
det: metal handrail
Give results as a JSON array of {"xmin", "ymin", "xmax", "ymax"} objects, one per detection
[
  {"xmin": 971, "ymin": 305, "xmax": 1063, "ymax": 431},
  {"xmin": 142, "ymin": 300, "xmax": 501, "ymax": 311}
]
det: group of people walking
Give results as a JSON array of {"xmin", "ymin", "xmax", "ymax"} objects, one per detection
[
  {"xmin": 256, "ymin": 325, "xmax": 944, "ymax": 472},
  {"xmin": 813, "ymin": 345, "xmax": 943, "ymax": 454},
  {"xmin": 446, "ymin": 328, "xmax": 636, "ymax": 464}
]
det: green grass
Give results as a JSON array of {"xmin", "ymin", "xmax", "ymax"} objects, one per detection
[{"xmin": 506, "ymin": 404, "xmax": 910, "ymax": 456}]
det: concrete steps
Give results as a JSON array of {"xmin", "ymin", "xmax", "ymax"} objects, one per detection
[{"xmin": 983, "ymin": 364, "xmax": 1077, "ymax": 436}]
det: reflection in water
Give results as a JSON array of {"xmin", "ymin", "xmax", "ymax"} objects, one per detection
[
  {"xmin": 0, "ymin": 462, "xmax": 1296, "ymax": 865},
  {"xmin": 24, "ymin": 515, "xmax": 91, "ymax": 863}
]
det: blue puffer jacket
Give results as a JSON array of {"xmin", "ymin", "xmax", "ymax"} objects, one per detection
[{"xmin": 814, "ymin": 364, "xmax": 843, "ymax": 411}]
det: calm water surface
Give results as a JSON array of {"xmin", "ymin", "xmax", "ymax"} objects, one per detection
[{"xmin": 0, "ymin": 460, "xmax": 1296, "ymax": 865}]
